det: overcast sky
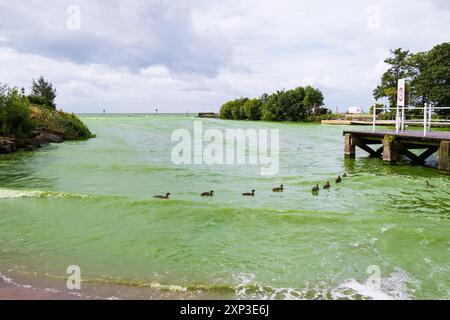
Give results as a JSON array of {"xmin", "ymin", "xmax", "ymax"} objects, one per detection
[{"xmin": 0, "ymin": 0, "xmax": 449, "ymax": 113}]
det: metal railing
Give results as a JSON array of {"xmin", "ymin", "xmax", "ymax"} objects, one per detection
[{"xmin": 372, "ymin": 104, "xmax": 450, "ymax": 136}]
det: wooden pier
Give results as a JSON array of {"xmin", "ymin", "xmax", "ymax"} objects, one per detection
[{"xmin": 343, "ymin": 130, "xmax": 450, "ymax": 173}]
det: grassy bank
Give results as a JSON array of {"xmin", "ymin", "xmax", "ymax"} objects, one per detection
[{"xmin": 30, "ymin": 105, "xmax": 93, "ymax": 140}]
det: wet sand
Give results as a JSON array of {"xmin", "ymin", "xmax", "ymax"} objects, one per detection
[
  {"xmin": 0, "ymin": 271, "xmax": 211, "ymax": 300},
  {"xmin": 0, "ymin": 276, "xmax": 87, "ymax": 300}
]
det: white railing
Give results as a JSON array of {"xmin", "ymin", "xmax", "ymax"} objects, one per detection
[{"xmin": 372, "ymin": 105, "xmax": 450, "ymax": 136}]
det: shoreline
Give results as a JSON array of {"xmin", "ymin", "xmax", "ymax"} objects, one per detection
[
  {"xmin": 0, "ymin": 127, "xmax": 66, "ymax": 155},
  {"xmin": 0, "ymin": 270, "xmax": 215, "ymax": 300},
  {"xmin": 0, "ymin": 272, "xmax": 89, "ymax": 300}
]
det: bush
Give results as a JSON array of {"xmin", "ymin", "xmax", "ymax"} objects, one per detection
[
  {"xmin": 0, "ymin": 87, "xmax": 36, "ymax": 138},
  {"xmin": 261, "ymin": 110, "xmax": 277, "ymax": 121},
  {"xmin": 57, "ymin": 112, "xmax": 93, "ymax": 140},
  {"xmin": 28, "ymin": 94, "xmax": 47, "ymax": 106},
  {"xmin": 378, "ymin": 110, "xmax": 396, "ymax": 120},
  {"xmin": 308, "ymin": 113, "xmax": 340, "ymax": 122}
]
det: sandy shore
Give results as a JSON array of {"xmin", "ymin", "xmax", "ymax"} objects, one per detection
[
  {"xmin": 0, "ymin": 275, "xmax": 87, "ymax": 300},
  {"xmin": 0, "ymin": 271, "xmax": 211, "ymax": 300}
]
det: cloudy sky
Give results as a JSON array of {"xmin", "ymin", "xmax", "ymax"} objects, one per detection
[{"xmin": 0, "ymin": 0, "xmax": 449, "ymax": 113}]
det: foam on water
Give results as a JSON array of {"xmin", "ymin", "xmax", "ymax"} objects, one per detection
[
  {"xmin": 232, "ymin": 269, "xmax": 418, "ymax": 300},
  {"xmin": 0, "ymin": 187, "xmax": 116, "ymax": 201},
  {"xmin": 0, "ymin": 188, "xmax": 40, "ymax": 199},
  {"xmin": 0, "ymin": 272, "xmax": 14, "ymax": 284},
  {"xmin": 333, "ymin": 268, "xmax": 417, "ymax": 300}
]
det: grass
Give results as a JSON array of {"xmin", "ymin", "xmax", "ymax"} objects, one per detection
[{"xmin": 31, "ymin": 105, "xmax": 95, "ymax": 140}]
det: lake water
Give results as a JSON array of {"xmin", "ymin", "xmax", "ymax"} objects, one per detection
[{"xmin": 0, "ymin": 114, "xmax": 449, "ymax": 299}]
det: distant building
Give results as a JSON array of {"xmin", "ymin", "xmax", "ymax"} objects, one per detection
[{"xmin": 347, "ymin": 106, "xmax": 364, "ymax": 114}]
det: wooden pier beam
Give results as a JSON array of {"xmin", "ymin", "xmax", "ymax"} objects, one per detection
[
  {"xmin": 353, "ymin": 138, "xmax": 382, "ymax": 158},
  {"xmin": 438, "ymin": 141, "xmax": 450, "ymax": 173},
  {"xmin": 418, "ymin": 146, "xmax": 439, "ymax": 163},
  {"xmin": 382, "ymin": 135, "xmax": 398, "ymax": 163},
  {"xmin": 344, "ymin": 133, "xmax": 355, "ymax": 158}
]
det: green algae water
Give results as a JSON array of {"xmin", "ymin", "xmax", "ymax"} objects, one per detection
[{"xmin": 0, "ymin": 114, "xmax": 449, "ymax": 299}]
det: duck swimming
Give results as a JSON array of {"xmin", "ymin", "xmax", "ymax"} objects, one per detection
[
  {"xmin": 323, "ymin": 181, "xmax": 331, "ymax": 189},
  {"xmin": 426, "ymin": 181, "xmax": 435, "ymax": 188},
  {"xmin": 154, "ymin": 192, "xmax": 170, "ymax": 199},
  {"xmin": 312, "ymin": 184, "xmax": 320, "ymax": 193},
  {"xmin": 272, "ymin": 185, "xmax": 284, "ymax": 192},
  {"xmin": 343, "ymin": 172, "xmax": 348, "ymax": 178},
  {"xmin": 242, "ymin": 189, "xmax": 255, "ymax": 196},
  {"xmin": 336, "ymin": 175, "xmax": 342, "ymax": 184},
  {"xmin": 201, "ymin": 190, "xmax": 214, "ymax": 197}
]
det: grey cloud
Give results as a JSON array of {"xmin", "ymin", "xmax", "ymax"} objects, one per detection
[{"xmin": 0, "ymin": 0, "xmax": 232, "ymax": 76}]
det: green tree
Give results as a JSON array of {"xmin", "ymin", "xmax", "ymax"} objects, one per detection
[
  {"xmin": 260, "ymin": 93, "xmax": 270, "ymax": 104},
  {"xmin": 283, "ymin": 87, "xmax": 307, "ymax": 121},
  {"xmin": 407, "ymin": 51, "xmax": 428, "ymax": 108},
  {"xmin": 373, "ymin": 48, "xmax": 414, "ymax": 108},
  {"xmin": 219, "ymin": 101, "xmax": 234, "ymax": 119},
  {"xmin": 260, "ymin": 91, "xmax": 285, "ymax": 121},
  {"xmin": 303, "ymin": 86, "xmax": 324, "ymax": 116},
  {"xmin": 219, "ymin": 98, "xmax": 248, "ymax": 120},
  {"xmin": 369, "ymin": 103, "xmax": 385, "ymax": 115},
  {"xmin": 231, "ymin": 101, "xmax": 243, "ymax": 120},
  {"xmin": 242, "ymin": 98, "xmax": 262, "ymax": 120},
  {"xmin": 31, "ymin": 76, "xmax": 57, "ymax": 109},
  {"xmin": 413, "ymin": 42, "xmax": 450, "ymax": 115}
]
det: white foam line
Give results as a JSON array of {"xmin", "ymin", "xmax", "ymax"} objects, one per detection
[
  {"xmin": 0, "ymin": 188, "xmax": 40, "ymax": 199},
  {"xmin": 337, "ymin": 279, "xmax": 395, "ymax": 300},
  {"xmin": 0, "ymin": 272, "xmax": 111, "ymax": 300}
]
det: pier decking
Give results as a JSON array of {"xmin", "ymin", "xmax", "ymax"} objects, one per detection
[{"xmin": 343, "ymin": 130, "xmax": 450, "ymax": 173}]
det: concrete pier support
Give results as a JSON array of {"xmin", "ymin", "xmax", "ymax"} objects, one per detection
[
  {"xmin": 382, "ymin": 135, "xmax": 398, "ymax": 163},
  {"xmin": 438, "ymin": 141, "xmax": 450, "ymax": 173},
  {"xmin": 344, "ymin": 133, "xmax": 355, "ymax": 158}
]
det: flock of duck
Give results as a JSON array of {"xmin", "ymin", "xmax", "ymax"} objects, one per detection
[{"xmin": 153, "ymin": 173, "xmax": 350, "ymax": 199}]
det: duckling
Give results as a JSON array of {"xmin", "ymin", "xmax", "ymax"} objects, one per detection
[
  {"xmin": 426, "ymin": 181, "xmax": 435, "ymax": 188},
  {"xmin": 242, "ymin": 189, "xmax": 255, "ymax": 196},
  {"xmin": 201, "ymin": 190, "xmax": 214, "ymax": 197},
  {"xmin": 323, "ymin": 181, "xmax": 331, "ymax": 189},
  {"xmin": 343, "ymin": 172, "xmax": 348, "ymax": 178},
  {"xmin": 154, "ymin": 192, "xmax": 170, "ymax": 199},
  {"xmin": 336, "ymin": 175, "xmax": 342, "ymax": 184},
  {"xmin": 312, "ymin": 184, "xmax": 320, "ymax": 193},
  {"xmin": 272, "ymin": 185, "xmax": 284, "ymax": 192}
]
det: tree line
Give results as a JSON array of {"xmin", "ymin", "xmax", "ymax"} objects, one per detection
[
  {"xmin": 373, "ymin": 42, "xmax": 450, "ymax": 115},
  {"xmin": 219, "ymin": 86, "xmax": 328, "ymax": 121}
]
